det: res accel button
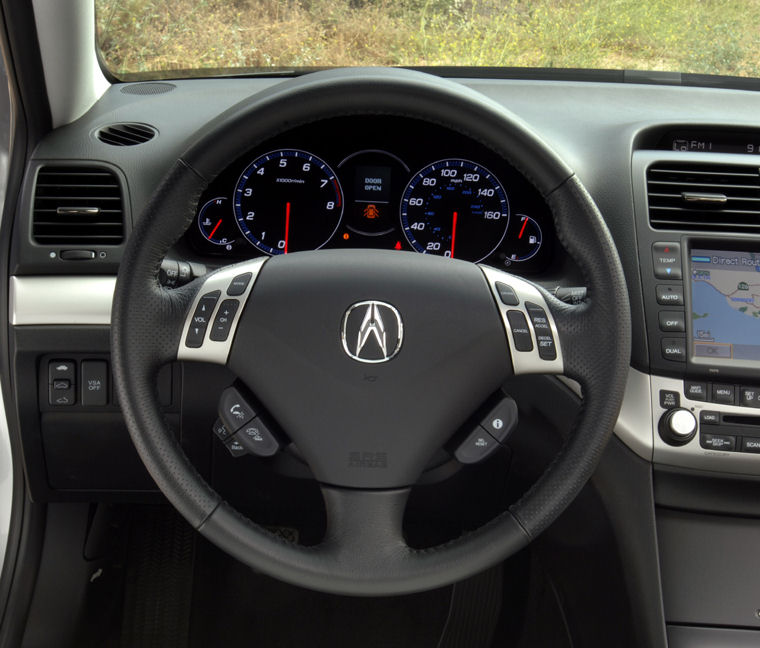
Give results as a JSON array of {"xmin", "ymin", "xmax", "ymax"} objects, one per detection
[{"xmin": 525, "ymin": 302, "xmax": 557, "ymax": 360}]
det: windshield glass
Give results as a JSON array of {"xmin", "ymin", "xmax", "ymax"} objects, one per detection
[{"xmin": 96, "ymin": 0, "xmax": 760, "ymax": 81}]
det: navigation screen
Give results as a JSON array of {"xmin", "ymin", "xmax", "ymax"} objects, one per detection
[{"xmin": 690, "ymin": 249, "xmax": 760, "ymax": 362}]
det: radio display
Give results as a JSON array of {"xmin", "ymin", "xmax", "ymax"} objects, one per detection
[{"xmin": 690, "ymin": 249, "xmax": 760, "ymax": 362}]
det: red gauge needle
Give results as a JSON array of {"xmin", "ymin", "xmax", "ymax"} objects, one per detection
[
  {"xmin": 208, "ymin": 219, "xmax": 223, "ymax": 240},
  {"xmin": 284, "ymin": 201, "xmax": 291, "ymax": 254},
  {"xmin": 518, "ymin": 217, "xmax": 528, "ymax": 239},
  {"xmin": 450, "ymin": 211, "xmax": 458, "ymax": 258}
]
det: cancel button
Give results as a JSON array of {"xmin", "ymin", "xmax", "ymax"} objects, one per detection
[{"xmin": 741, "ymin": 437, "xmax": 760, "ymax": 454}]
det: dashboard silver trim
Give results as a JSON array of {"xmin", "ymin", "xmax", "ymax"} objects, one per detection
[
  {"xmin": 177, "ymin": 258, "xmax": 267, "ymax": 364},
  {"xmin": 560, "ymin": 368, "xmax": 654, "ymax": 461},
  {"xmin": 10, "ymin": 276, "xmax": 116, "ymax": 325},
  {"xmin": 479, "ymin": 265, "xmax": 564, "ymax": 375}
]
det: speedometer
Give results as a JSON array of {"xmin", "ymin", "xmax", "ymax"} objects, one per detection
[
  {"xmin": 234, "ymin": 149, "xmax": 344, "ymax": 255},
  {"xmin": 400, "ymin": 159, "xmax": 509, "ymax": 262}
]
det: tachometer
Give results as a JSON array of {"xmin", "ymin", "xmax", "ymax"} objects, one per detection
[
  {"xmin": 234, "ymin": 149, "xmax": 344, "ymax": 255},
  {"xmin": 400, "ymin": 159, "xmax": 509, "ymax": 262}
]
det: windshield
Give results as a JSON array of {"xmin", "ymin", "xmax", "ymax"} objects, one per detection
[{"xmin": 96, "ymin": 0, "xmax": 760, "ymax": 81}]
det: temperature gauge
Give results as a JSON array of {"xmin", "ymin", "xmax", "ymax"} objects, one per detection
[
  {"xmin": 198, "ymin": 197, "xmax": 237, "ymax": 249},
  {"xmin": 505, "ymin": 214, "xmax": 542, "ymax": 262}
]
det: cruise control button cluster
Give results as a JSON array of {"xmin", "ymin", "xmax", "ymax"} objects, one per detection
[
  {"xmin": 525, "ymin": 302, "xmax": 557, "ymax": 360},
  {"xmin": 216, "ymin": 386, "xmax": 280, "ymax": 458}
]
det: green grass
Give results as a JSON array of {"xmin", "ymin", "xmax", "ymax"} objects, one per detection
[{"xmin": 96, "ymin": 0, "xmax": 760, "ymax": 79}]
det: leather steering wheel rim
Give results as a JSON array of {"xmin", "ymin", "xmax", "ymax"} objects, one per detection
[{"xmin": 111, "ymin": 67, "xmax": 631, "ymax": 596}]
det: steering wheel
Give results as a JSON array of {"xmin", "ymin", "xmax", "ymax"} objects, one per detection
[{"xmin": 111, "ymin": 68, "xmax": 630, "ymax": 596}]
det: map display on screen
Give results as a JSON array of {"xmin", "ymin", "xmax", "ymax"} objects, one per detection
[{"xmin": 690, "ymin": 249, "xmax": 760, "ymax": 362}]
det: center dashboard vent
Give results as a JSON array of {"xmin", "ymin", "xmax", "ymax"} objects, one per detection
[
  {"xmin": 96, "ymin": 122, "xmax": 156, "ymax": 146},
  {"xmin": 647, "ymin": 162, "xmax": 760, "ymax": 232},
  {"xmin": 32, "ymin": 166, "xmax": 124, "ymax": 245}
]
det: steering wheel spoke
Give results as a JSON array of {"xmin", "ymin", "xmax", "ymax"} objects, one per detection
[
  {"xmin": 320, "ymin": 486, "xmax": 410, "ymax": 559},
  {"xmin": 177, "ymin": 257, "xmax": 266, "ymax": 365}
]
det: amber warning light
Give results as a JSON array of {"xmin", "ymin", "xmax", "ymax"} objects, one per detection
[{"xmin": 363, "ymin": 204, "xmax": 381, "ymax": 220}]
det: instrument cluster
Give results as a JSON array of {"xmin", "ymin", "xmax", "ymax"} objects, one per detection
[{"xmin": 186, "ymin": 115, "xmax": 554, "ymax": 273}]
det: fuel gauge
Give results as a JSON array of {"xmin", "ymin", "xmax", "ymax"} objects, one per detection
[
  {"xmin": 505, "ymin": 214, "xmax": 542, "ymax": 263},
  {"xmin": 198, "ymin": 197, "xmax": 237, "ymax": 249}
]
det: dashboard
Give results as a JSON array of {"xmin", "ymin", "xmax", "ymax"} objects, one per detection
[
  {"xmin": 8, "ymin": 69, "xmax": 760, "ymax": 645},
  {"xmin": 186, "ymin": 116, "xmax": 553, "ymax": 273}
]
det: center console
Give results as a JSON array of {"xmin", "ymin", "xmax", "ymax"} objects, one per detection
[
  {"xmin": 634, "ymin": 145, "xmax": 760, "ymax": 642},
  {"xmin": 634, "ymin": 150, "xmax": 760, "ymax": 476}
]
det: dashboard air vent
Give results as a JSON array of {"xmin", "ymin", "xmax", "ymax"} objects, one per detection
[
  {"xmin": 96, "ymin": 122, "xmax": 156, "ymax": 146},
  {"xmin": 32, "ymin": 166, "xmax": 124, "ymax": 245},
  {"xmin": 647, "ymin": 162, "xmax": 760, "ymax": 232}
]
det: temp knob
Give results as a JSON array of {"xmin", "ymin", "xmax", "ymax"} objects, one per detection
[{"xmin": 659, "ymin": 408, "xmax": 697, "ymax": 446}]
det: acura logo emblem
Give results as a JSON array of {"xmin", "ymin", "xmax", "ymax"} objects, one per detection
[{"xmin": 341, "ymin": 301, "xmax": 403, "ymax": 363}]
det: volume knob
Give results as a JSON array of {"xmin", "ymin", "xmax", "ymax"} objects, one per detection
[{"xmin": 659, "ymin": 408, "xmax": 697, "ymax": 446}]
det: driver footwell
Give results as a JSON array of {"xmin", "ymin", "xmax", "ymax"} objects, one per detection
[{"xmin": 112, "ymin": 506, "xmax": 506, "ymax": 648}]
